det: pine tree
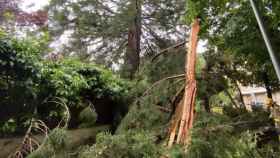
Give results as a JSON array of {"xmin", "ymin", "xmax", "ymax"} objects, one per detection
[{"xmin": 47, "ymin": 0, "xmax": 186, "ymax": 77}]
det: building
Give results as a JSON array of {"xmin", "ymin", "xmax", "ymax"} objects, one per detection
[{"xmin": 240, "ymin": 86, "xmax": 280, "ymax": 110}]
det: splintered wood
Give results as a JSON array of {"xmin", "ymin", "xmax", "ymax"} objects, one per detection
[{"xmin": 168, "ymin": 19, "xmax": 200, "ymax": 147}]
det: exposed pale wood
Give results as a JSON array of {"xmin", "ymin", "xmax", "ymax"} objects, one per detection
[
  {"xmin": 167, "ymin": 18, "xmax": 200, "ymax": 147},
  {"xmin": 168, "ymin": 98, "xmax": 183, "ymax": 147},
  {"xmin": 179, "ymin": 18, "xmax": 200, "ymax": 145}
]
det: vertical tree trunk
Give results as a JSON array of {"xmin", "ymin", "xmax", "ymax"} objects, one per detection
[
  {"xmin": 224, "ymin": 89, "xmax": 239, "ymax": 109},
  {"xmin": 233, "ymin": 80, "xmax": 246, "ymax": 108},
  {"xmin": 203, "ymin": 95, "xmax": 211, "ymax": 113},
  {"xmin": 123, "ymin": 0, "xmax": 141, "ymax": 79},
  {"xmin": 263, "ymin": 72, "xmax": 273, "ymax": 99}
]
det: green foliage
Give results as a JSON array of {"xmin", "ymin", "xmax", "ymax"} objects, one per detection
[
  {"xmin": 188, "ymin": 112, "xmax": 254, "ymax": 158},
  {"xmin": 78, "ymin": 130, "xmax": 162, "ymax": 158},
  {"xmin": 165, "ymin": 145, "xmax": 186, "ymax": 158},
  {"xmin": 79, "ymin": 106, "xmax": 98, "ymax": 128},
  {"xmin": 48, "ymin": 0, "xmax": 186, "ymax": 64},
  {"xmin": 0, "ymin": 34, "xmax": 130, "ymax": 135},
  {"xmin": 39, "ymin": 58, "xmax": 129, "ymax": 103},
  {"xmin": 39, "ymin": 59, "xmax": 89, "ymax": 101},
  {"xmin": 0, "ymin": 119, "xmax": 17, "ymax": 134},
  {"xmin": 28, "ymin": 128, "xmax": 69, "ymax": 158},
  {"xmin": 75, "ymin": 59, "xmax": 185, "ymax": 157},
  {"xmin": 186, "ymin": 107, "xmax": 279, "ymax": 158},
  {"xmin": 144, "ymin": 50, "xmax": 185, "ymax": 82},
  {"xmin": 186, "ymin": 0, "xmax": 280, "ymax": 89},
  {"xmin": 0, "ymin": 36, "xmax": 43, "ymax": 135},
  {"xmin": 210, "ymin": 91, "xmax": 232, "ymax": 107},
  {"xmin": 117, "ymin": 98, "xmax": 168, "ymax": 133},
  {"xmin": 48, "ymin": 128, "xmax": 69, "ymax": 149},
  {"xmin": 117, "ymin": 68, "xmax": 184, "ymax": 133}
]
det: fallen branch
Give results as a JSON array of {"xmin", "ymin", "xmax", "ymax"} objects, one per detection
[
  {"xmin": 156, "ymin": 105, "xmax": 172, "ymax": 113},
  {"xmin": 151, "ymin": 41, "xmax": 188, "ymax": 62},
  {"xmin": 48, "ymin": 97, "xmax": 71, "ymax": 128},
  {"xmin": 142, "ymin": 74, "xmax": 185, "ymax": 97},
  {"xmin": 9, "ymin": 119, "xmax": 49, "ymax": 158},
  {"xmin": 207, "ymin": 121, "xmax": 269, "ymax": 132},
  {"xmin": 9, "ymin": 98, "xmax": 71, "ymax": 158}
]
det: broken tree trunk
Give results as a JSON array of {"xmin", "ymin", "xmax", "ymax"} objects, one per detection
[{"xmin": 168, "ymin": 18, "xmax": 200, "ymax": 147}]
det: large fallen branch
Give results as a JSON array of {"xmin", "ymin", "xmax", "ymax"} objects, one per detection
[
  {"xmin": 142, "ymin": 74, "xmax": 185, "ymax": 97},
  {"xmin": 8, "ymin": 98, "xmax": 71, "ymax": 158},
  {"xmin": 151, "ymin": 41, "xmax": 188, "ymax": 62},
  {"xmin": 8, "ymin": 119, "xmax": 49, "ymax": 158}
]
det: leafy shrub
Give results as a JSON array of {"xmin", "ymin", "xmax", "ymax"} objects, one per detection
[
  {"xmin": 39, "ymin": 58, "xmax": 130, "ymax": 103},
  {"xmin": 79, "ymin": 106, "xmax": 98, "ymax": 128},
  {"xmin": 117, "ymin": 98, "xmax": 168, "ymax": 133},
  {"xmin": 116, "ymin": 75, "xmax": 182, "ymax": 134},
  {"xmin": 28, "ymin": 128, "xmax": 69, "ymax": 158},
  {"xmin": 0, "ymin": 119, "xmax": 17, "ymax": 135},
  {"xmin": 166, "ymin": 145, "xmax": 186, "ymax": 158},
  {"xmin": 0, "ymin": 36, "xmax": 43, "ymax": 135},
  {"xmin": 0, "ymin": 34, "xmax": 131, "ymax": 133},
  {"xmin": 186, "ymin": 111, "xmax": 274, "ymax": 158},
  {"xmin": 78, "ymin": 130, "xmax": 162, "ymax": 158},
  {"xmin": 48, "ymin": 128, "xmax": 69, "ymax": 149}
]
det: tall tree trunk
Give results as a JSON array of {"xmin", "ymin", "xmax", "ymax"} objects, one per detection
[
  {"xmin": 123, "ymin": 0, "xmax": 141, "ymax": 79},
  {"xmin": 263, "ymin": 72, "xmax": 273, "ymax": 99},
  {"xmin": 203, "ymin": 95, "xmax": 211, "ymax": 113},
  {"xmin": 233, "ymin": 80, "xmax": 246, "ymax": 108},
  {"xmin": 224, "ymin": 89, "xmax": 239, "ymax": 109},
  {"xmin": 231, "ymin": 65, "xmax": 246, "ymax": 108}
]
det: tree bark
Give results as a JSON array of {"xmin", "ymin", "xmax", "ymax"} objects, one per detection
[
  {"xmin": 123, "ymin": 0, "xmax": 142, "ymax": 79},
  {"xmin": 224, "ymin": 89, "xmax": 239, "ymax": 109},
  {"xmin": 203, "ymin": 95, "xmax": 211, "ymax": 113},
  {"xmin": 263, "ymin": 72, "xmax": 273, "ymax": 99},
  {"xmin": 232, "ymin": 79, "xmax": 246, "ymax": 108}
]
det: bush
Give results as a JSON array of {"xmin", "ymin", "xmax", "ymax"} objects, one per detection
[
  {"xmin": 28, "ymin": 128, "xmax": 69, "ymax": 158},
  {"xmin": 116, "ymin": 75, "xmax": 183, "ymax": 134},
  {"xmin": 186, "ymin": 111, "xmax": 275, "ymax": 158},
  {"xmin": 78, "ymin": 130, "xmax": 162, "ymax": 158},
  {"xmin": 117, "ymin": 98, "xmax": 168, "ymax": 133},
  {"xmin": 79, "ymin": 106, "xmax": 98, "ymax": 128},
  {"xmin": 0, "ymin": 35, "xmax": 131, "ymax": 133}
]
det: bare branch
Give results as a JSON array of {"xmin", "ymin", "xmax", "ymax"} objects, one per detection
[
  {"xmin": 151, "ymin": 41, "xmax": 187, "ymax": 62},
  {"xmin": 142, "ymin": 74, "xmax": 185, "ymax": 97}
]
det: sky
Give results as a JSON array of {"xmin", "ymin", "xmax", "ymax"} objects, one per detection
[
  {"xmin": 21, "ymin": 0, "xmax": 50, "ymax": 13},
  {"xmin": 20, "ymin": 0, "xmax": 207, "ymax": 53}
]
